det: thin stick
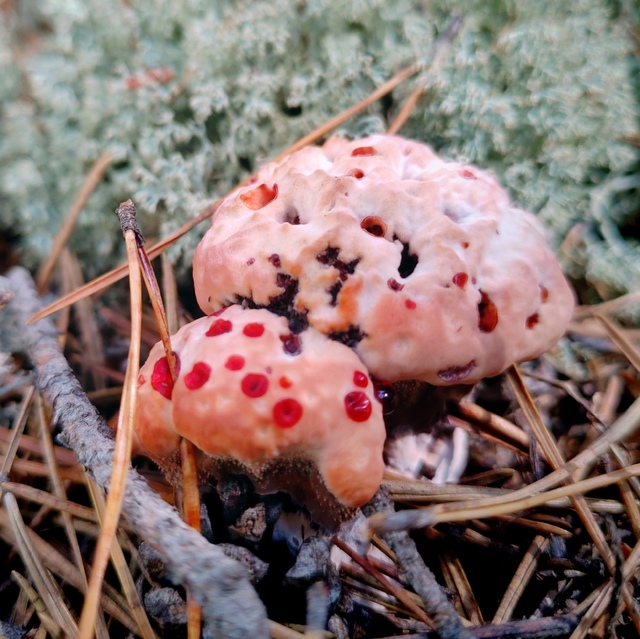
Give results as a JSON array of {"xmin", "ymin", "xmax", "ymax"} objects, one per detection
[
  {"xmin": 77, "ymin": 202, "xmax": 144, "ymax": 639},
  {"xmin": 36, "ymin": 152, "xmax": 112, "ymax": 292}
]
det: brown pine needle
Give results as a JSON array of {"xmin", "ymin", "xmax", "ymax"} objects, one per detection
[
  {"xmin": 492, "ymin": 536, "xmax": 549, "ymax": 624},
  {"xmin": 36, "ymin": 151, "xmax": 112, "ymax": 293},
  {"xmin": 77, "ymin": 203, "xmax": 144, "ymax": 639}
]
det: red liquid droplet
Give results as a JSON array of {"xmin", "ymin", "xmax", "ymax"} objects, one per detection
[
  {"xmin": 462, "ymin": 241, "xmax": 470, "ymax": 249},
  {"xmin": 387, "ymin": 278, "xmax": 404, "ymax": 292},
  {"xmin": 539, "ymin": 285, "xmax": 549, "ymax": 303},
  {"xmin": 138, "ymin": 374, "xmax": 146, "ymax": 386},
  {"xmin": 239, "ymin": 183, "xmax": 278, "ymax": 210},
  {"xmin": 279, "ymin": 376, "xmax": 293, "ymax": 388},
  {"xmin": 243, "ymin": 322, "xmax": 265, "ymax": 338},
  {"xmin": 351, "ymin": 146, "xmax": 377, "ymax": 157},
  {"xmin": 206, "ymin": 318, "xmax": 233, "ymax": 337},
  {"xmin": 185, "ymin": 362, "xmax": 211, "ymax": 389},
  {"xmin": 241, "ymin": 373, "xmax": 269, "ymax": 398},
  {"xmin": 225, "ymin": 355, "xmax": 245, "ymax": 371},
  {"xmin": 273, "ymin": 398, "xmax": 303, "ymax": 428},
  {"xmin": 280, "ymin": 333, "xmax": 302, "ymax": 355},
  {"xmin": 405, "ymin": 299, "xmax": 416, "ymax": 310},
  {"xmin": 478, "ymin": 291, "xmax": 499, "ymax": 333},
  {"xmin": 344, "ymin": 391, "xmax": 372, "ymax": 422},
  {"xmin": 373, "ymin": 380, "xmax": 397, "ymax": 415},
  {"xmin": 526, "ymin": 313, "xmax": 539, "ymax": 329},
  {"xmin": 353, "ymin": 371, "xmax": 368, "ymax": 387},
  {"xmin": 348, "ymin": 168, "xmax": 365, "ymax": 179},
  {"xmin": 452, "ymin": 272, "xmax": 468, "ymax": 289},
  {"xmin": 459, "ymin": 169, "xmax": 477, "ymax": 180},
  {"xmin": 151, "ymin": 353, "xmax": 181, "ymax": 399},
  {"xmin": 247, "ymin": 258, "xmax": 255, "ymax": 266}
]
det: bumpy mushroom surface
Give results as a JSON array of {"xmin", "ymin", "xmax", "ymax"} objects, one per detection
[
  {"xmin": 135, "ymin": 306, "xmax": 385, "ymax": 508},
  {"xmin": 194, "ymin": 134, "xmax": 574, "ymax": 384}
]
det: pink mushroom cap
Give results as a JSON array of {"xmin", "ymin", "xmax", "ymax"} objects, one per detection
[
  {"xmin": 193, "ymin": 134, "xmax": 575, "ymax": 384},
  {"xmin": 135, "ymin": 306, "xmax": 386, "ymax": 508}
]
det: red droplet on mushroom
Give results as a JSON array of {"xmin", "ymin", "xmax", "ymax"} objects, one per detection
[
  {"xmin": 459, "ymin": 169, "xmax": 477, "ymax": 180},
  {"xmin": 437, "ymin": 360, "xmax": 476, "ymax": 383},
  {"xmin": 184, "ymin": 362, "xmax": 211, "ymax": 389},
  {"xmin": 239, "ymin": 183, "xmax": 278, "ymax": 210},
  {"xmin": 279, "ymin": 375, "xmax": 293, "ymax": 388},
  {"xmin": 247, "ymin": 258, "xmax": 255, "ymax": 266},
  {"xmin": 351, "ymin": 146, "xmax": 377, "ymax": 157},
  {"xmin": 373, "ymin": 380, "xmax": 397, "ymax": 415},
  {"xmin": 151, "ymin": 353, "xmax": 181, "ymax": 399},
  {"xmin": 526, "ymin": 313, "xmax": 539, "ymax": 329},
  {"xmin": 361, "ymin": 216, "xmax": 387, "ymax": 237},
  {"xmin": 452, "ymin": 272, "xmax": 468, "ymax": 289},
  {"xmin": 387, "ymin": 278, "xmax": 404, "ymax": 292},
  {"xmin": 405, "ymin": 299, "xmax": 416, "ymax": 310},
  {"xmin": 268, "ymin": 254, "xmax": 281, "ymax": 268},
  {"xmin": 348, "ymin": 168, "xmax": 365, "ymax": 179},
  {"xmin": 243, "ymin": 322, "xmax": 265, "ymax": 338},
  {"xmin": 462, "ymin": 241, "xmax": 470, "ymax": 249},
  {"xmin": 344, "ymin": 391, "xmax": 372, "ymax": 422},
  {"xmin": 241, "ymin": 373, "xmax": 269, "ymax": 398},
  {"xmin": 540, "ymin": 285, "xmax": 549, "ymax": 303},
  {"xmin": 210, "ymin": 307, "xmax": 229, "ymax": 317},
  {"xmin": 273, "ymin": 398, "xmax": 303, "ymax": 428},
  {"xmin": 478, "ymin": 291, "xmax": 499, "ymax": 332},
  {"xmin": 225, "ymin": 355, "xmax": 245, "ymax": 371},
  {"xmin": 138, "ymin": 374, "xmax": 146, "ymax": 386},
  {"xmin": 280, "ymin": 333, "xmax": 302, "ymax": 355},
  {"xmin": 207, "ymin": 318, "xmax": 233, "ymax": 337},
  {"xmin": 353, "ymin": 371, "xmax": 369, "ymax": 388}
]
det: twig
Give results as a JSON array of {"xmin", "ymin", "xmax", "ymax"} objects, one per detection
[
  {"xmin": 363, "ymin": 490, "xmax": 473, "ymax": 639},
  {"xmin": 6, "ymin": 265, "xmax": 269, "ymax": 638}
]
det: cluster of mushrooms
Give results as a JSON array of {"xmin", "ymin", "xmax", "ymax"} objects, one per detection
[{"xmin": 134, "ymin": 134, "xmax": 575, "ymax": 522}]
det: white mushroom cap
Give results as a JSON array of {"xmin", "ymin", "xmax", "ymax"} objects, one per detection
[
  {"xmin": 135, "ymin": 306, "xmax": 386, "ymax": 508},
  {"xmin": 193, "ymin": 134, "xmax": 574, "ymax": 384}
]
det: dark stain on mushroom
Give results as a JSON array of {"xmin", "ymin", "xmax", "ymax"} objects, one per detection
[
  {"xmin": 329, "ymin": 325, "xmax": 367, "ymax": 347},
  {"xmin": 328, "ymin": 280, "xmax": 342, "ymax": 306},
  {"xmin": 237, "ymin": 273, "xmax": 309, "ymax": 334},
  {"xmin": 316, "ymin": 246, "xmax": 361, "ymax": 280},
  {"xmin": 397, "ymin": 239, "xmax": 418, "ymax": 279}
]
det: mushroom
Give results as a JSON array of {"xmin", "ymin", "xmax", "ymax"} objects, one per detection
[
  {"xmin": 135, "ymin": 305, "xmax": 386, "ymax": 511},
  {"xmin": 193, "ymin": 134, "xmax": 575, "ymax": 385},
  {"xmin": 134, "ymin": 134, "xmax": 575, "ymax": 523}
]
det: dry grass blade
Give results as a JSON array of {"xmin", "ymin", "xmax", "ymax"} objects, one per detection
[
  {"xmin": 36, "ymin": 152, "xmax": 112, "ymax": 293},
  {"xmin": 506, "ymin": 366, "xmax": 615, "ymax": 573},
  {"xmin": 11, "ymin": 571, "xmax": 64, "ymax": 639},
  {"xmin": 492, "ymin": 536, "xmax": 549, "ymax": 624},
  {"xmin": 0, "ymin": 507, "xmax": 139, "ymax": 634},
  {"xmin": 439, "ymin": 549, "xmax": 483, "ymax": 625},
  {"xmin": 3, "ymin": 491, "xmax": 79, "ymax": 637},
  {"xmin": 572, "ymin": 291, "xmax": 640, "ymax": 321},
  {"xmin": 86, "ymin": 478, "xmax": 158, "ymax": 639},
  {"xmin": 77, "ymin": 206, "xmax": 143, "ymax": 639}
]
